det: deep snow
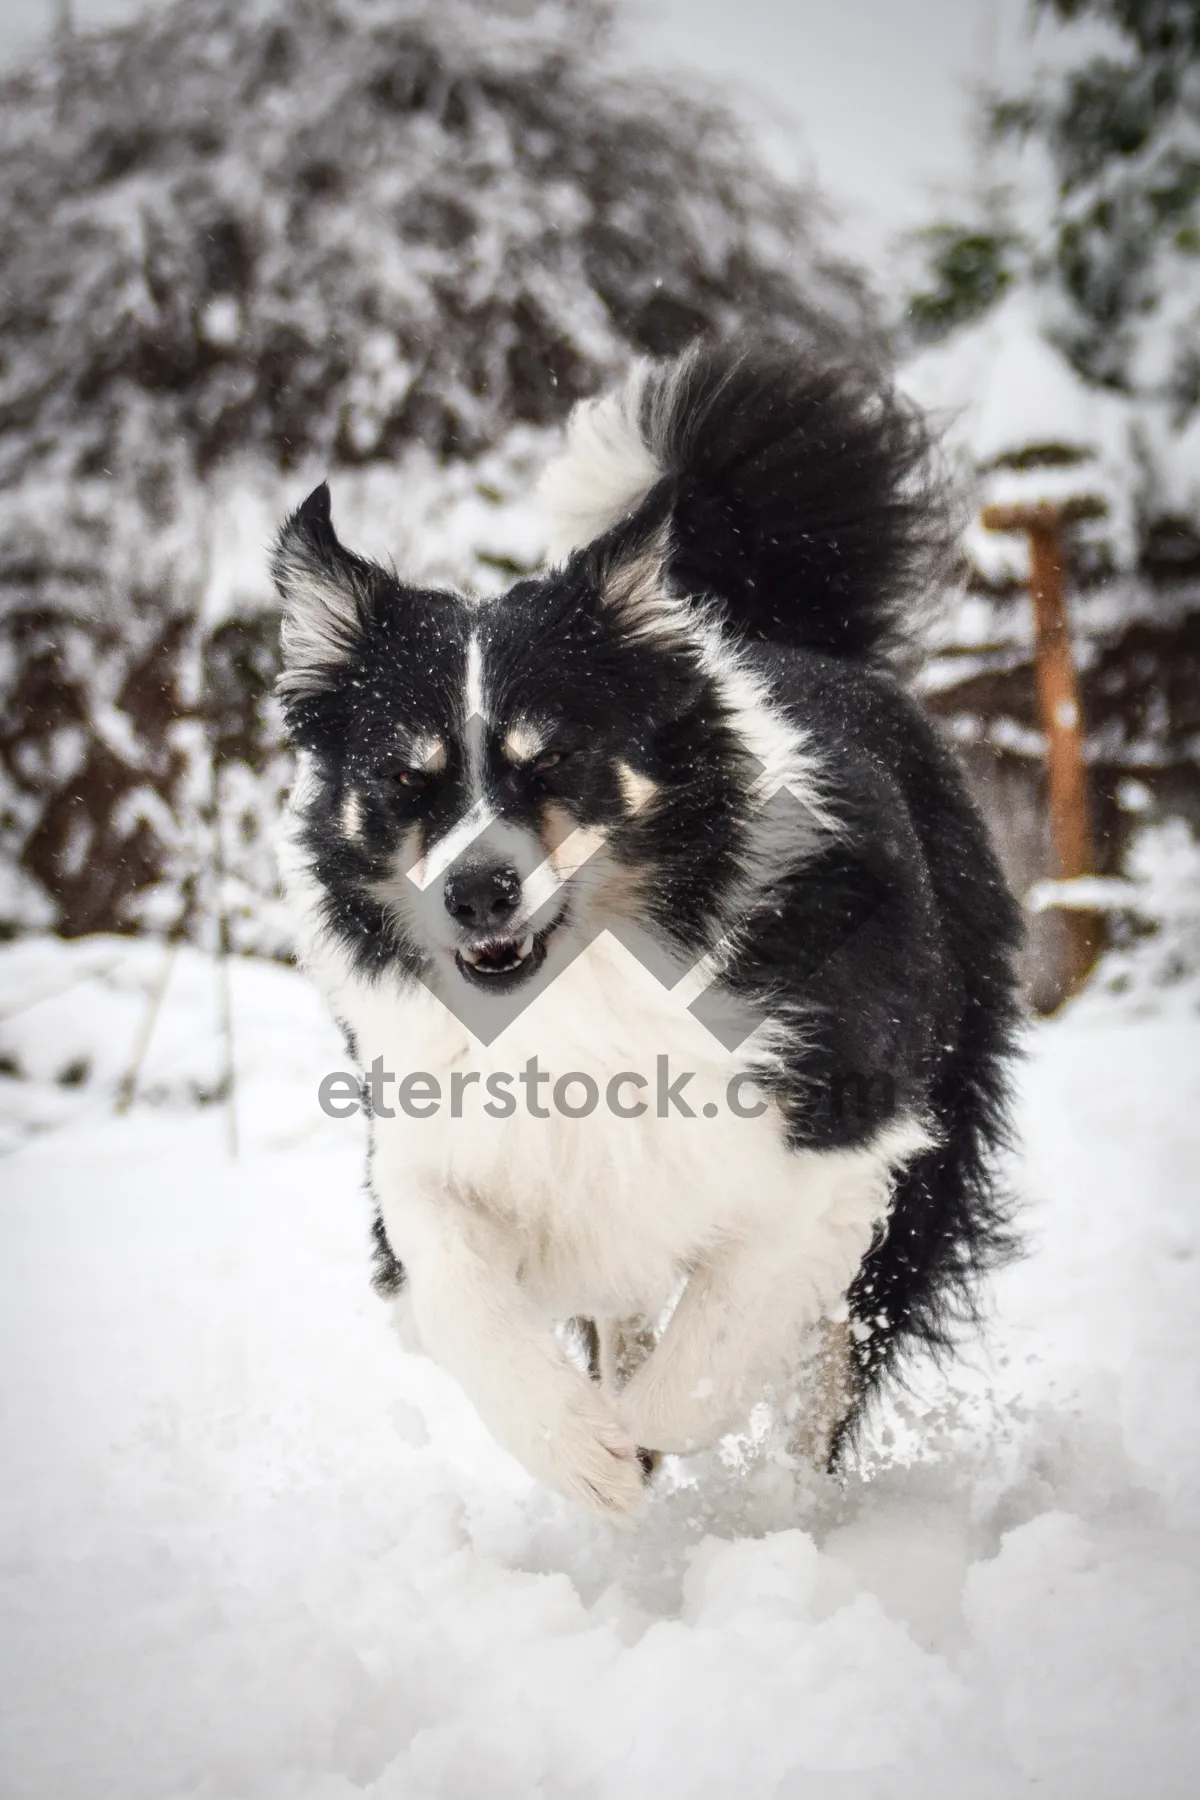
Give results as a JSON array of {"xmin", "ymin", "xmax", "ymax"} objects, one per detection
[{"xmin": 0, "ymin": 933, "xmax": 1198, "ymax": 1798}]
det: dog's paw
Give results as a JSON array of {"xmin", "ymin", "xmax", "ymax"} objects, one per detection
[{"xmin": 531, "ymin": 1382, "xmax": 648, "ymax": 1522}]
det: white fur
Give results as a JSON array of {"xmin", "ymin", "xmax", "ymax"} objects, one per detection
[
  {"xmin": 291, "ymin": 868, "xmax": 930, "ymax": 1517},
  {"xmin": 670, "ymin": 614, "xmax": 841, "ymax": 1012},
  {"xmin": 538, "ymin": 365, "xmax": 662, "ymax": 560}
]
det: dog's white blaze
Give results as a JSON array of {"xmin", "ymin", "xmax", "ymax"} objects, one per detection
[
  {"xmin": 464, "ymin": 633, "xmax": 487, "ymax": 723},
  {"xmin": 340, "ymin": 788, "xmax": 364, "ymax": 840},
  {"xmin": 461, "ymin": 632, "xmax": 491, "ymax": 802},
  {"xmin": 406, "ymin": 795, "xmax": 497, "ymax": 892}
]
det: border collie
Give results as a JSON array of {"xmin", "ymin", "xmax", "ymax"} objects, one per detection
[{"xmin": 273, "ymin": 342, "xmax": 1023, "ymax": 1518}]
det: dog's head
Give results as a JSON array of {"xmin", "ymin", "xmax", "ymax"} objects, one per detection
[{"xmin": 272, "ymin": 483, "xmax": 757, "ymax": 1010}]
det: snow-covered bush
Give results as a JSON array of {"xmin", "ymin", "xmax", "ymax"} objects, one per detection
[
  {"xmin": 900, "ymin": 0, "xmax": 1200, "ymax": 582},
  {"xmin": 0, "ymin": 0, "xmax": 872, "ymax": 950},
  {"xmin": 907, "ymin": 0, "xmax": 1200, "ymax": 402},
  {"xmin": 897, "ymin": 0, "xmax": 1200, "ymax": 1008}
]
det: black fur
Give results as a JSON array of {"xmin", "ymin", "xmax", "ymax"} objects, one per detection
[
  {"xmin": 369, "ymin": 1212, "xmax": 406, "ymax": 1299},
  {"xmin": 757, "ymin": 653, "xmax": 1023, "ymax": 1407},
  {"xmin": 638, "ymin": 344, "xmax": 944, "ymax": 659}
]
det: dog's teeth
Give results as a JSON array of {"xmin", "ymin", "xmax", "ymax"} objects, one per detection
[{"xmin": 460, "ymin": 933, "xmax": 537, "ymax": 976}]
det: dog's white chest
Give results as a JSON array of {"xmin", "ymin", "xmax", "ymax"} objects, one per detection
[{"xmin": 328, "ymin": 934, "xmax": 809, "ymax": 1316}]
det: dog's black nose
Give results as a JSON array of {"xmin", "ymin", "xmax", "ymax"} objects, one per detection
[{"xmin": 444, "ymin": 862, "xmax": 521, "ymax": 931}]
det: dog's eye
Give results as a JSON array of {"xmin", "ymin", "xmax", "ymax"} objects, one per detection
[
  {"xmin": 392, "ymin": 768, "xmax": 429, "ymax": 790},
  {"xmin": 532, "ymin": 751, "xmax": 563, "ymax": 773}
]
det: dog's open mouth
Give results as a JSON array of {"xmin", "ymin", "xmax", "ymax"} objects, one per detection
[
  {"xmin": 454, "ymin": 925, "xmax": 552, "ymax": 991},
  {"xmin": 461, "ymin": 933, "xmax": 533, "ymax": 975}
]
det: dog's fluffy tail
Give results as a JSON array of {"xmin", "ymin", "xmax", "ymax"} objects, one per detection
[{"xmin": 539, "ymin": 341, "xmax": 943, "ymax": 661}]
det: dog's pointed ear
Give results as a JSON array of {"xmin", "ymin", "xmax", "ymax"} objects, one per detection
[
  {"xmin": 272, "ymin": 484, "xmax": 371, "ymax": 697},
  {"xmin": 592, "ymin": 517, "xmax": 706, "ymax": 723},
  {"xmin": 594, "ymin": 517, "xmax": 680, "ymax": 644}
]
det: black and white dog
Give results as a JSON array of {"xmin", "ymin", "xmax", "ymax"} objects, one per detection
[{"xmin": 273, "ymin": 343, "xmax": 1022, "ymax": 1518}]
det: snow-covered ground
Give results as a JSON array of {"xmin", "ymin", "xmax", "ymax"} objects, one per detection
[{"xmin": 1, "ymin": 933, "xmax": 1198, "ymax": 1799}]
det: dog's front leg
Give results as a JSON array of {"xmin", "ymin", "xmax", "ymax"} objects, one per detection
[
  {"xmin": 612, "ymin": 1253, "xmax": 768, "ymax": 1453},
  {"xmin": 615, "ymin": 1235, "xmax": 852, "ymax": 1456},
  {"xmin": 616, "ymin": 1145, "xmax": 903, "ymax": 1456},
  {"xmin": 391, "ymin": 1189, "xmax": 646, "ymax": 1520}
]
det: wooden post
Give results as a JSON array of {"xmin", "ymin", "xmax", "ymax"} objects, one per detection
[{"xmin": 982, "ymin": 498, "xmax": 1105, "ymax": 998}]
